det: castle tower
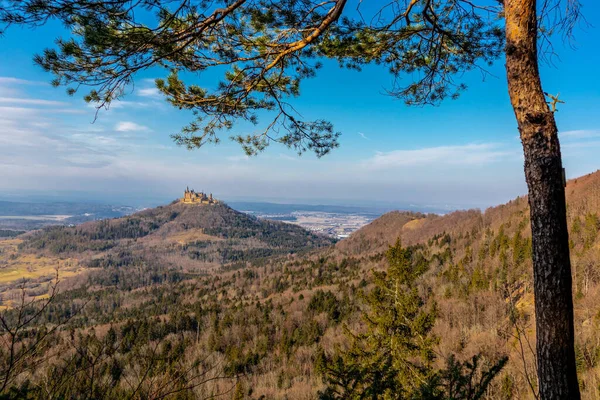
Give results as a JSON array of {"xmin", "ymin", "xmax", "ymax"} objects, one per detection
[{"xmin": 181, "ymin": 187, "xmax": 217, "ymax": 204}]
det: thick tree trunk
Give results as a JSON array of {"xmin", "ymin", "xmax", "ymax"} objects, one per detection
[{"xmin": 504, "ymin": 0, "xmax": 580, "ymax": 398}]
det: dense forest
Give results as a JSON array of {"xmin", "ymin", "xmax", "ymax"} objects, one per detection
[
  {"xmin": 0, "ymin": 171, "xmax": 599, "ymax": 398},
  {"xmin": 21, "ymin": 202, "xmax": 333, "ymax": 266}
]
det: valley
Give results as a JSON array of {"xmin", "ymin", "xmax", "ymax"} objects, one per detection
[
  {"xmin": 245, "ymin": 210, "xmax": 375, "ymax": 238},
  {"xmin": 0, "ymin": 171, "xmax": 598, "ymax": 398},
  {"xmin": 233, "ymin": 201, "xmax": 452, "ymax": 239},
  {"xmin": 0, "ymin": 201, "xmax": 137, "ymax": 231},
  {"xmin": 1, "ymin": 0, "xmax": 596, "ymax": 397}
]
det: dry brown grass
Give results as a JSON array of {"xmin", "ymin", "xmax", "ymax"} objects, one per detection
[
  {"xmin": 166, "ymin": 229, "xmax": 223, "ymax": 245},
  {"xmin": 0, "ymin": 238, "xmax": 88, "ymax": 307},
  {"xmin": 0, "ymin": 239, "xmax": 83, "ymax": 284}
]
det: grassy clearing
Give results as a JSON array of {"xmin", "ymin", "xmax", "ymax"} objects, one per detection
[
  {"xmin": 402, "ymin": 218, "xmax": 426, "ymax": 231},
  {"xmin": 167, "ymin": 229, "xmax": 224, "ymax": 245},
  {"xmin": 0, "ymin": 238, "xmax": 84, "ymax": 284}
]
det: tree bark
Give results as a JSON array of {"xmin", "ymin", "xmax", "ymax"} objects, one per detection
[{"xmin": 504, "ymin": 0, "xmax": 580, "ymax": 398}]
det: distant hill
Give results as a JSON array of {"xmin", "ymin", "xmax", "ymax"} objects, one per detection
[
  {"xmin": 0, "ymin": 200, "xmax": 134, "ymax": 217},
  {"xmin": 228, "ymin": 200, "xmax": 454, "ymax": 215},
  {"xmin": 21, "ymin": 201, "xmax": 335, "ymax": 270},
  {"xmin": 335, "ymin": 209, "xmax": 485, "ymax": 256},
  {"xmin": 0, "ymin": 200, "xmax": 136, "ymax": 230},
  {"xmin": 335, "ymin": 211, "xmax": 424, "ymax": 255},
  {"xmin": 228, "ymin": 201, "xmax": 381, "ymax": 215},
  {"xmin": 324, "ymin": 170, "xmax": 600, "ymax": 398},
  {"xmin": 2, "ymin": 171, "xmax": 599, "ymax": 399},
  {"xmin": 337, "ymin": 169, "xmax": 600, "ymax": 257}
]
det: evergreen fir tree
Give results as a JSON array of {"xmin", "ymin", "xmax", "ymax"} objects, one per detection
[{"xmin": 317, "ymin": 240, "xmax": 506, "ymax": 399}]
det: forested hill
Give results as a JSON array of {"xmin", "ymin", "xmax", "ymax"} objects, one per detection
[
  {"xmin": 337, "ymin": 169, "xmax": 600, "ymax": 256},
  {"xmin": 321, "ymin": 170, "xmax": 600, "ymax": 398},
  {"xmin": 21, "ymin": 201, "xmax": 334, "ymax": 268},
  {"xmin": 3, "ymin": 172, "xmax": 600, "ymax": 399}
]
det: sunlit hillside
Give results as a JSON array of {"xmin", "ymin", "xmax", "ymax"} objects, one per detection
[{"xmin": 0, "ymin": 171, "xmax": 598, "ymax": 398}]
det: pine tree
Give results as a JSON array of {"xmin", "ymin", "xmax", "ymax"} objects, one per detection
[{"xmin": 316, "ymin": 240, "xmax": 506, "ymax": 399}]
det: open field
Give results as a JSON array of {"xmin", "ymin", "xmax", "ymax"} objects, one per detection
[
  {"xmin": 165, "ymin": 229, "xmax": 225, "ymax": 244},
  {"xmin": 0, "ymin": 238, "xmax": 86, "ymax": 306}
]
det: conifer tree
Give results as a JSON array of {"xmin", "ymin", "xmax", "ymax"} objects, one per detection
[{"xmin": 316, "ymin": 240, "xmax": 506, "ymax": 399}]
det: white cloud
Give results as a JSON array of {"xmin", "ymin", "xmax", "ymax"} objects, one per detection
[
  {"xmin": 137, "ymin": 87, "xmax": 161, "ymax": 98},
  {"xmin": 115, "ymin": 121, "xmax": 150, "ymax": 132},
  {"xmin": 562, "ymin": 140, "xmax": 600, "ymax": 150},
  {"xmin": 86, "ymin": 99, "xmax": 151, "ymax": 110},
  {"xmin": 0, "ymin": 77, "xmax": 41, "ymax": 85},
  {"xmin": 59, "ymin": 154, "xmax": 115, "ymax": 168},
  {"xmin": 226, "ymin": 155, "xmax": 250, "ymax": 162},
  {"xmin": 358, "ymin": 132, "xmax": 369, "ymax": 140},
  {"xmin": 363, "ymin": 143, "xmax": 517, "ymax": 170},
  {"xmin": 0, "ymin": 105, "xmax": 84, "ymax": 115},
  {"xmin": 560, "ymin": 129, "xmax": 600, "ymax": 139},
  {"xmin": 278, "ymin": 153, "xmax": 299, "ymax": 161},
  {"xmin": 0, "ymin": 106, "xmax": 39, "ymax": 117},
  {"xmin": 0, "ymin": 97, "xmax": 67, "ymax": 106}
]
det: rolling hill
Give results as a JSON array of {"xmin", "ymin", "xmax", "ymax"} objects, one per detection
[
  {"xmin": 1, "ymin": 171, "xmax": 599, "ymax": 399},
  {"xmin": 338, "ymin": 169, "xmax": 600, "ymax": 256},
  {"xmin": 327, "ymin": 170, "xmax": 600, "ymax": 398},
  {"xmin": 0, "ymin": 200, "xmax": 135, "ymax": 230},
  {"xmin": 21, "ymin": 200, "xmax": 335, "ymax": 269}
]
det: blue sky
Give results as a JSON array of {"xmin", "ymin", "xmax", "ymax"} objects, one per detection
[{"xmin": 0, "ymin": 1, "xmax": 599, "ymax": 209}]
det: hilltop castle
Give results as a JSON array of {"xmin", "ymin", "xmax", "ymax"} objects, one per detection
[{"xmin": 181, "ymin": 187, "xmax": 218, "ymax": 205}]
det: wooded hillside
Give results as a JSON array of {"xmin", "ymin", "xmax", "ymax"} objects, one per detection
[{"xmin": 1, "ymin": 171, "xmax": 599, "ymax": 398}]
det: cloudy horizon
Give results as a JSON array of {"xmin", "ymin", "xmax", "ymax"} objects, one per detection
[{"xmin": 1, "ymin": 16, "xmax": 599, "ymax": 210}]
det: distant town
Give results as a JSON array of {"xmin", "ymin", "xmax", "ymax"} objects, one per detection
[{"xmin": 241, "ymin": 209, "xmax": 375, "ymax": 239}]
